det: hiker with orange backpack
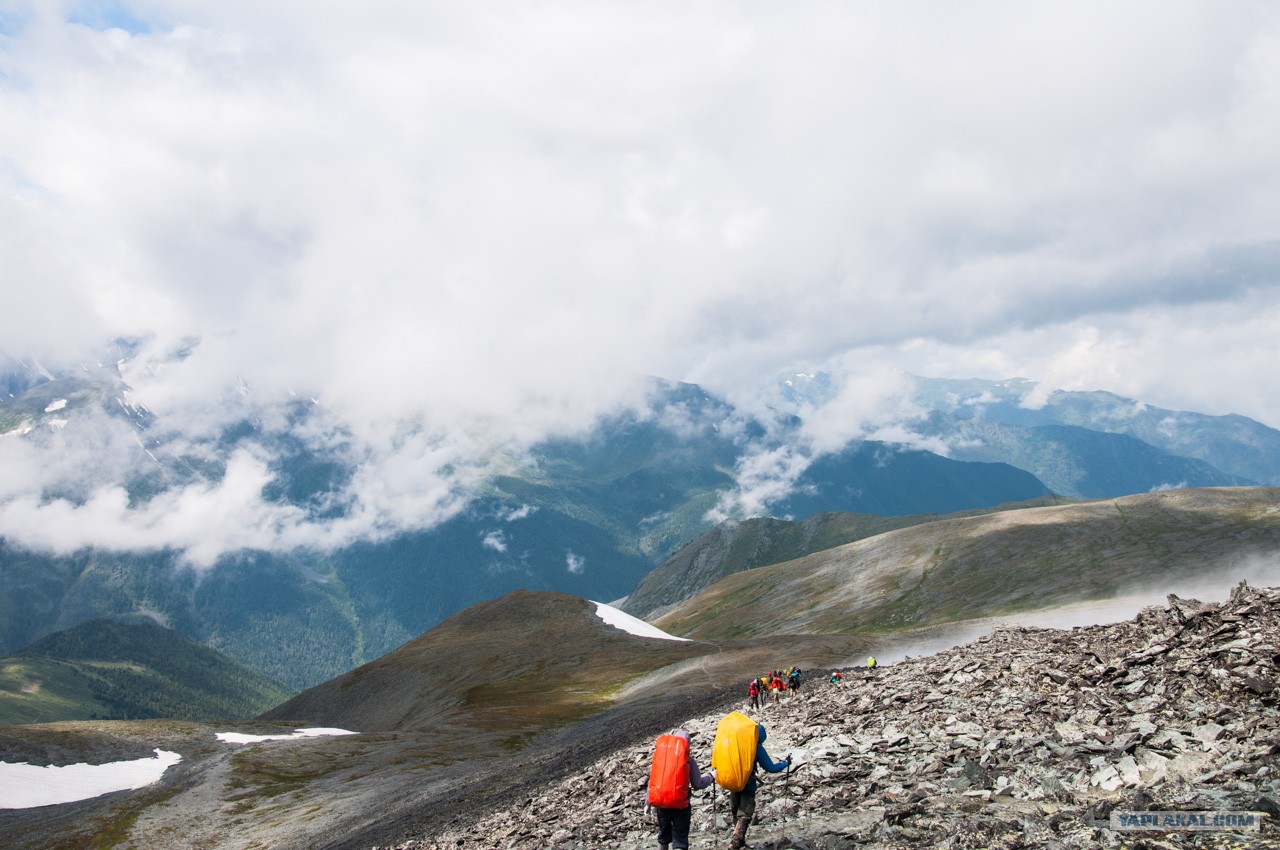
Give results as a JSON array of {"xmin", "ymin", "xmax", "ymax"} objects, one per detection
[
  {"xmin": 647, "ymin": 729, "xmax": 714, "ymax": 850},
  {"xmin": 712, "ymin": 712, "xmax": 791, "ymax": 850}
]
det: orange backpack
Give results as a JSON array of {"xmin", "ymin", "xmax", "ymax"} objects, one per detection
[{"xmin": 647, "ymin": 734, "xmax": 691, "ymax": 808}]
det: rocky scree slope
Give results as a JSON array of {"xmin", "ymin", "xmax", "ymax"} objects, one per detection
[{"xmin": 385, "ymin": 583, "xmax": 1280, "ymax": 850}]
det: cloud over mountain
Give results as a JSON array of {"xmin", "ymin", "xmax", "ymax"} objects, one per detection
[{"xmin": 2, "ymin": 2, "xmax": 1279, "ymax": 559}]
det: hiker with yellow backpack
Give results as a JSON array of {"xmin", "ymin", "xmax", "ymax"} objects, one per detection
[
  {"xmin": 711, "ymin": 711, "xmax": 791, "ymax": 850},
  {"xmin": 647, "ymin": 729, "xmax": 715, "ymax": 850}
]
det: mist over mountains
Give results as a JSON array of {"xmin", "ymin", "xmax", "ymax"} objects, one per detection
[{"xmin": 2, "ymin": 351, "xmax": 1278, "ymax": 688}]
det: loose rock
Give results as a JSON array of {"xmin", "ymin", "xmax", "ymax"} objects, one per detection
[{"xmin": 385, "ymin": 582, "xmax": 1280, "ymax": 849}]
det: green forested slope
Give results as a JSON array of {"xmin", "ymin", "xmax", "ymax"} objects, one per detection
[{"xmin": 0, "ymin": 619, "xmax": 294, "ymax": 725}]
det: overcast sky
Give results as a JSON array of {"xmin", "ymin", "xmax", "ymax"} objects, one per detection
[{"xmin": 2, "ymin": 1, "xmax": 1279, "ymax": 561}]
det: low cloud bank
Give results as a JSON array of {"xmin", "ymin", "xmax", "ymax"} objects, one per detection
[{"xmin": 3, "ymin": 4, "xmax": 1280, "ymax": 562}]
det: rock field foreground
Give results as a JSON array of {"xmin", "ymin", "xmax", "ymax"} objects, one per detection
[{"xmin": 385, "ymin": 583, "xmax": 1280, "ymax": 849}]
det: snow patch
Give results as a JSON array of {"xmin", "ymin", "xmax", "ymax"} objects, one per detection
[
  {"xmin": 0, "ymin": 748, "xmax": 181, "ymax": 809},
  {"xmin": 215, "ymin": 727, "xmax": 357, "ymax": 745},
  {"xmin": 592, "ymin": 601, "xmax": 689, "ymax": 642},
  {"xmin": 43, "ymin": 399, "xmax": 67, "ymax": 413}
]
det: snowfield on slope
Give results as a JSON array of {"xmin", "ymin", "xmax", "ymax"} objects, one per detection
[
  {"xmin": 593, "ymin": 601, "xmax": 689, "ymax": 641},
  {"xmin": 216, "ymin": 727, "xmax": 358, "ymax": 744},
  {"xmin": 0, "ymin": 748, "xmax": 181, "ymax": 809},
  {"xmin": 0, "ymin": 728, "xmax": 357, "ymax": 809}
]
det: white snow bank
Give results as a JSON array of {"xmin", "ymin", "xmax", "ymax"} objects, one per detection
[
  {"xmin": 0, "ymin": 748, "xmax": 181, "ymax": 809},
  {"xmin": 592, "ymin": 601, "xmax": 689, "ymax": 642},
  {"xmin": 215, "ymin": 727, "xmax": 358, "ymax": 745},
  {"xmin": 43, "ymin": 399, "xmax": 67, "ymax": 413}
]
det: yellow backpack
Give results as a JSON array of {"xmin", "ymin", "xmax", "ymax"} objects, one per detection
[{"xmin": 711, "ymin": 711, "xmax": 758, "ymax": 792}]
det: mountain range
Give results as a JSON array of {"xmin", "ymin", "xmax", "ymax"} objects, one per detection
[
  {"xmin": 2, "ymin": 351, "xmax": 1279, "ymax": 690},
  {"xmin": 908, "ymin": 375, "xmax": 1279, "ymax": 493}
]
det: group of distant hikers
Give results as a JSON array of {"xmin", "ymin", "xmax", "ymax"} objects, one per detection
[
  {"xmin": 745, "ymin": 658, "xmax": 877, "ymax": 709},
  {"xmin": 646, "ymin": 656, "xmax": 881, "ymax": 850},
  {"xmin": 745, "ymin": 667, "xmax": 802, "ymax": 708}
]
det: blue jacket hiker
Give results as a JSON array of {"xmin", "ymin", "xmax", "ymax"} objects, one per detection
[{"xmin": 727, "ymin": 723, "xmax": 789, "ymax": 850}]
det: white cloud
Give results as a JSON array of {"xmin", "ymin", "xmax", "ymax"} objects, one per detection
[
  {"xmin": 481, "ymin": 530, "xmax": 507, "ymax": 553},
  {"xmin": 2, "ymin": 2, "xmax": 1279, "ymax": 557},
  {"xmin": 500, "ymin": 504, "xmax": 536, "ymax": 522},
  {"xmin": 0, "ymin": 448, "xmax": 301, "ymax": 566},
  {"xmin": 707, "ymin": 444, "xmax": 813, "ymax": 523},
  {"xmin": 565, "ymin": 550, "xmax": 585, "ymax": 575}
]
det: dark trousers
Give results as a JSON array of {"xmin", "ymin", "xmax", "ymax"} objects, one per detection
[
  {"xmin": 655, "ymin": 805, "xmax": 691, "ymax": 849},
  {"xmin": 728, "ymin": 790, "xmax": 757, "ymax": 849}
]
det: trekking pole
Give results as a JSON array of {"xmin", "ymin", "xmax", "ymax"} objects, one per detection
[{"xmin": 712, "ymin": 786, "xmax": 719, "ymax": 850}]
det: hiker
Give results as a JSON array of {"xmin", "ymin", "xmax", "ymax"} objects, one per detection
[
  {"xmin": 867, "ymin": 656, "xmax": 877, "ymax": 674},
  {"xmin": 725, "ymin": 721, "xmax": 790, "ymax": 850},
  {"xmin": 747, "ymin": 677, "xmax": 760, "ymax": 710},
  {"xmin": 789, "ymin": 667, "xmax": 801, "ymax": 693},
  {"xmin": 770, "ymin": 673, "xmax": 784, "ymax": 703},
  {"xmin": 829, "ymin": 669, "xmax": 843, "ymax": 684},
  {"xmin": 647, "ymin": 730, "xmax": 714, "ymax": 850}
]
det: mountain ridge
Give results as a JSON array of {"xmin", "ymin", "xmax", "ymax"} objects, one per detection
[
  {"xmin": 621, "ymin": 495, "xmax": 1070, "ymax": 620},
  {"xmin": 911, "ymin": 375, "xmax": 1280, "ymax": 488},
  {"xmin": 654, "ymin": 486, "xmax": 1280, "ymax": 639}
]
